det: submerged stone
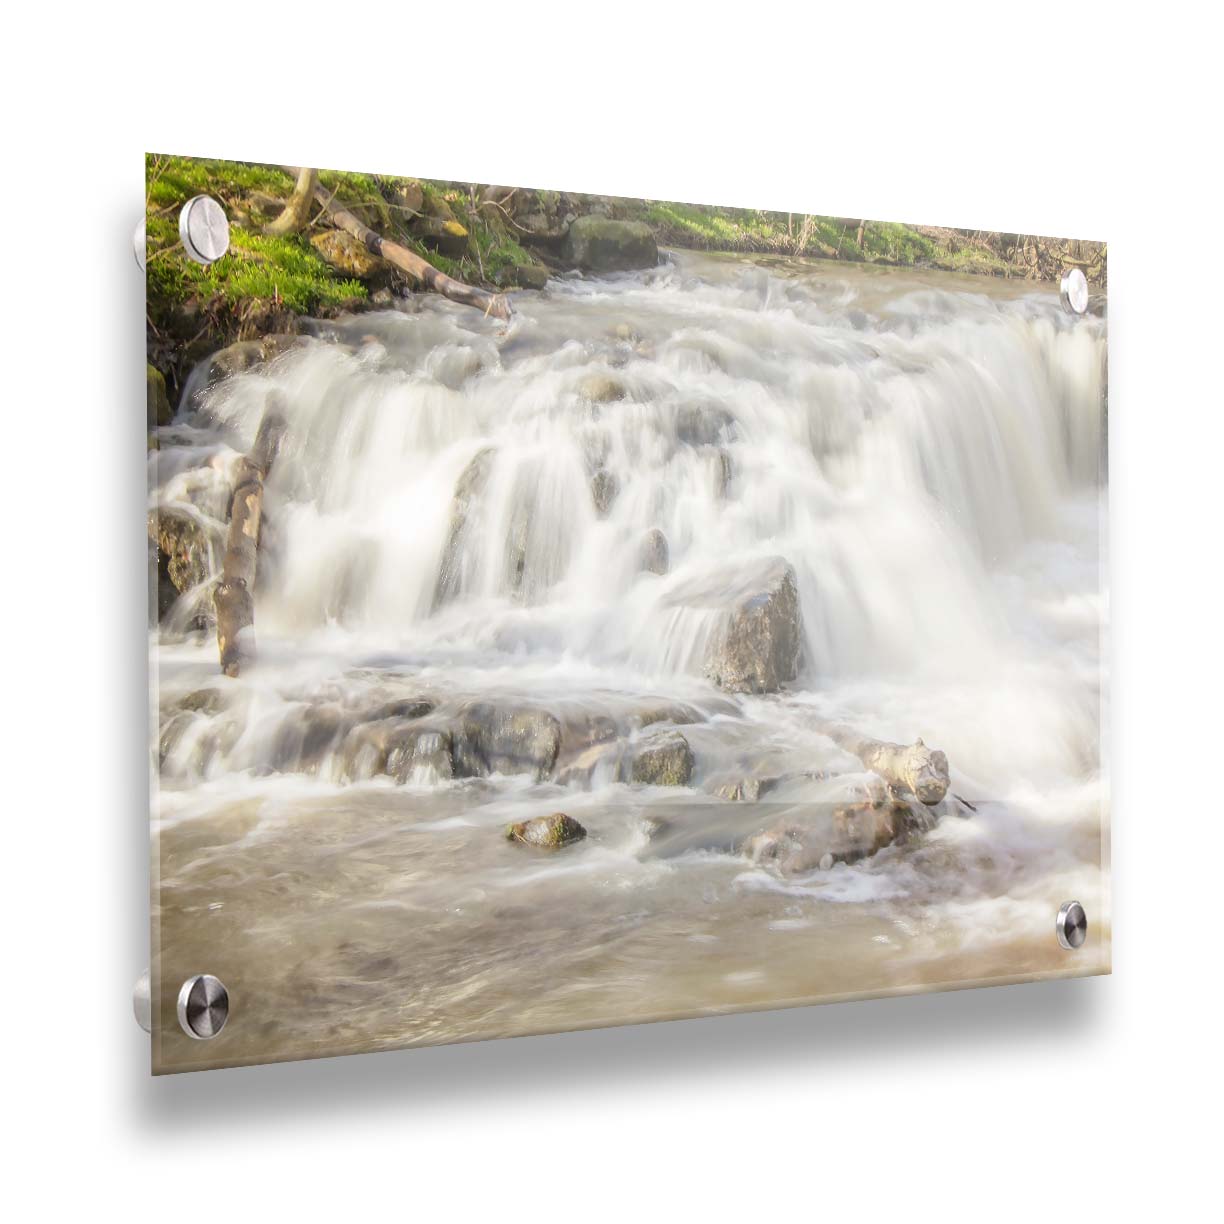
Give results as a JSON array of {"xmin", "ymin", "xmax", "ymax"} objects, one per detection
[
  {"xmin": 434, "ymin": 448, "xmax": 495, "ymax": 609},
  {"xmin": 453, "ymin": 703, "xmax": 563, "ymax": 780},
  {"xmin": 591, "ymin": 469, "xmax": 619, "ymax": 517},
  {"xmin": 639, "ymin": 527, "xmax": 669, "ymax": 575},
  {"xmin": 743, "ymin": 793, "xmax": 937, "ymax": 876},
  {"xmin": 506, "ymin": 812, "xmax": 587, "ymax": 849}
]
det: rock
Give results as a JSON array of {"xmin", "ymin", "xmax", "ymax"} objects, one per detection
[
  {"xmin": 506, "ymin": 812, "xmax": 587, "ymax": 849},
  {"xmin": 148, "ymin": 506, "xmax": 215, "ymax": 601},
  {"xmin": 387, "ymin": 727, "xmax": 453, "ymax": 784},
  {"xmin": 413, "ymin": 216, "xmax": 470, "ymax": 258},
  {"xmin": 675, "ymin": 403, "xmax": 735, "ymax": 447},
  {"xmin": 310, "ymin": 231, "xmax": 392, "ymax": 283},
  {"xmin": 453, "ymin": 703, "xmax": 562, "ymax": 780},
  {"xmin": 394, "ymin": 180, "xmax": 425, "ymax": 214},
  {"xmin": 639, "ymin": 528, "xmax": 669, "ymax": 575},
  {"xmin": 591, "ymin": 469, "xmax": 619, "ymax": 517},
  {"xmin": 578, "ymin": 371, "xmax": 626, "ymax": 403},
  {"xmin": 369, "ymin": 287, "xmax": 395, "ymax": 307},
  {"xmin": 702, "ymin": 558, "xmax": 802, "ymax": 694},
  {"xmin": 563, "ymin": 216, "xmax": 658, "ymax": 273},
  {"xmin": 434, "ymin": 448, "xmax": 495, "ymax": 608},
  {"xmin": 147, "ymin": 364, "xmax": 172, "ymax": 428},
  {"xmin": 631, "ymin": 730, "xmax": 695, "ymax": 787},
  {"xmin": 715, "ymin": 776, "xmax": 780, "ymax": 802},
  {"xmin": 633, "ymin": 701, "xmax": 705, "ymax": 729},
  {"xmin": 271, "ymin": 705, "xmax": 346, "ymax": 775},
  {"xmin": 494, "ymin": 263, "xmax": 550, "ymax": 291},
  {"xmin": 195, "ymin": 335, "xmax": 301, "ymax": 399},
  {"xmin": 708, "ymin": 448, "xmax": 733, "ymax": 499},
  {"xmin": 365, "ymin": 697, "xmax": 435, "ymax": 723},
  {"xmin": 743, "ymin": 793, "xmax": 935, "ymax": 876}
]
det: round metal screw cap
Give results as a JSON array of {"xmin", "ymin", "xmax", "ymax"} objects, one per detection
[
  {"xmin": 1056, "ymin": 900, "xmax": 1088, "ymax": 950},
  {"xmin": 178, "ymin": 195, "xmax": 230, "ymax": 266},
  {"xmin": 176, "ymin": 974, "xmax": 230, "ymax": 1039},
  {"xmin": 1059, "ymin": 267, "xmax": 1089, "ymax": 315}
]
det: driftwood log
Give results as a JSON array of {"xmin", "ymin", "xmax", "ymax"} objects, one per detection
[
  {"xmin": 215, "ymin": 396, "xmax": 288, "ymax": 677},
  {"xmin": 816, "ymin": 723, "xmax": 950, "ymax": 805},
  {"xmin": 301, "ymin": 176, "xmax": 513, "ymax": 321},
  {"xmin": 264, "ymin": 167, "xmax": 318, "ymax": 236}
]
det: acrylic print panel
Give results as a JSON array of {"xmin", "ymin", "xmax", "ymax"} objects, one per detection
[{"xmin": 147, "ymin": 155, "xmax": 1109, "ymax": 1073}]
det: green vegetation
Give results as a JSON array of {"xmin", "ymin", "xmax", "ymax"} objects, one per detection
[
  {"xmin": 640, "ymin": 201, "xmax": 939, "ymax": 265},
  {"xmin": 144, "ymin": 154, "xmax": 1105, "ymax": 397},
  {"xmin": 145, "ymin": 156, "xmax": 367, "ymax": 317}
]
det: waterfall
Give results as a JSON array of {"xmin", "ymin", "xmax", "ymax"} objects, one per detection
[{"xmin": 151, "ymin": 252, "xmax": 1107, "ymax": 1058}]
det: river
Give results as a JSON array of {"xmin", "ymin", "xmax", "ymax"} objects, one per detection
[{"xmin": 150, "ymin": 250, "xmax": 1109, "ymax": 1072}]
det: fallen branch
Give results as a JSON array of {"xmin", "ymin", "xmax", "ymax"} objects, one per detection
[
  {"xmin": 304, "ymin": 176, "xmax": 513, "ymax": 321},
  {"xmin": 215, "ymin": 396, "xmax": 288, "ymax": 677},
  {"xmin": 264, "ymin": 167, "xmax": 318, "ymax": 236},
  {"xmin": 816, "ymin": 722, "xmax": 950, "ymax": 805}
]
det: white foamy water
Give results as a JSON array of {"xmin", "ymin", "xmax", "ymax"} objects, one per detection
[{"xmin": 149, "ymin": 251, "xmax": 1108, "ymax": 1070}]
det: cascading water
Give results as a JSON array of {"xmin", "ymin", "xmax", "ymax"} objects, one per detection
[{"xmin": 151, "ymin": 251, "xmax": 1108, "ymax": 1065}]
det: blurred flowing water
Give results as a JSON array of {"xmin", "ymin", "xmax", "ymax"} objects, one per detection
[{"xmin": 150, "ymin": 252, "xmax": 1108, "ymax": 1070}]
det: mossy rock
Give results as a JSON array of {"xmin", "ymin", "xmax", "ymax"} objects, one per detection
[
  {"xmin": 147, "ymin": 364, "xmax": 172, "ymax": 428},
  {"xmin": 310, "ymin": 231, "xmax": 392, "ymax": 284},
  {"xmin": 506, "ymin": 812, "xmax": 587, "ymax": 849},
  {"xmin": 413, "ymin": 216, "xmax": 470, "ymax": 258},
  {"xmin": 493, "ymin": 263, "xmax": 550, "ymax": 291},
  {"xmin": 563, "ymin": 216, "xmax": 658, "ymax": 273}
]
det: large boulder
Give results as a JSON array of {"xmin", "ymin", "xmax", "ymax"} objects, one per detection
[
  {"xmin": 679, "ymin": 558, "xmax": 802, "ymax": 694},
  {"xmin": 453, "ymin": 702, "xmax": 562, "ymax": 780},
  {"xmin": 630, "ymin": 730, "xmax": 694, "ymax": 787},
  {"xmin": 310, "ymin": 230, "xmax": 392, "ymax": 283},
  {"xmin": 563, "ymin": 216, "xmax": 658, "ymax": 273}
]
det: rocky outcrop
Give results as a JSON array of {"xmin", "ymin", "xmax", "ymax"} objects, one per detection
[
  {"xmin": 631, "ymin": 730, "xmax": 695, "ymax": 787},
  {"xmin": 506, "ymin": 812, "xmax": 587, "ymax": 849},
  {"xmin": 310, "ymin": 231, "xmax": 392, "ymax": 284},
  {"xmin": 563, "ymin": 216, "xmax": 658, "ymax": 273},
  {"xmin": 703, "ymin": 559, "xmax": 802, "ymax": 694},
  {"xmin": 639, "ymin": 528, "xmax": 669, "ymax": 575},
  {"xmin": 453, "ymin": 703, "xmax": 562, "ymax": 780}
]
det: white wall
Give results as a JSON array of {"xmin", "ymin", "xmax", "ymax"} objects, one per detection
[{"xmin": 5, "ymin": 3, "xmax": 1217, "ymax": 1217}]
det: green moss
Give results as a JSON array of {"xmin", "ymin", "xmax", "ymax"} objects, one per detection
[{"xmin": 145, "ymin": 154, "xmax": 368, "ymax": 319}]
